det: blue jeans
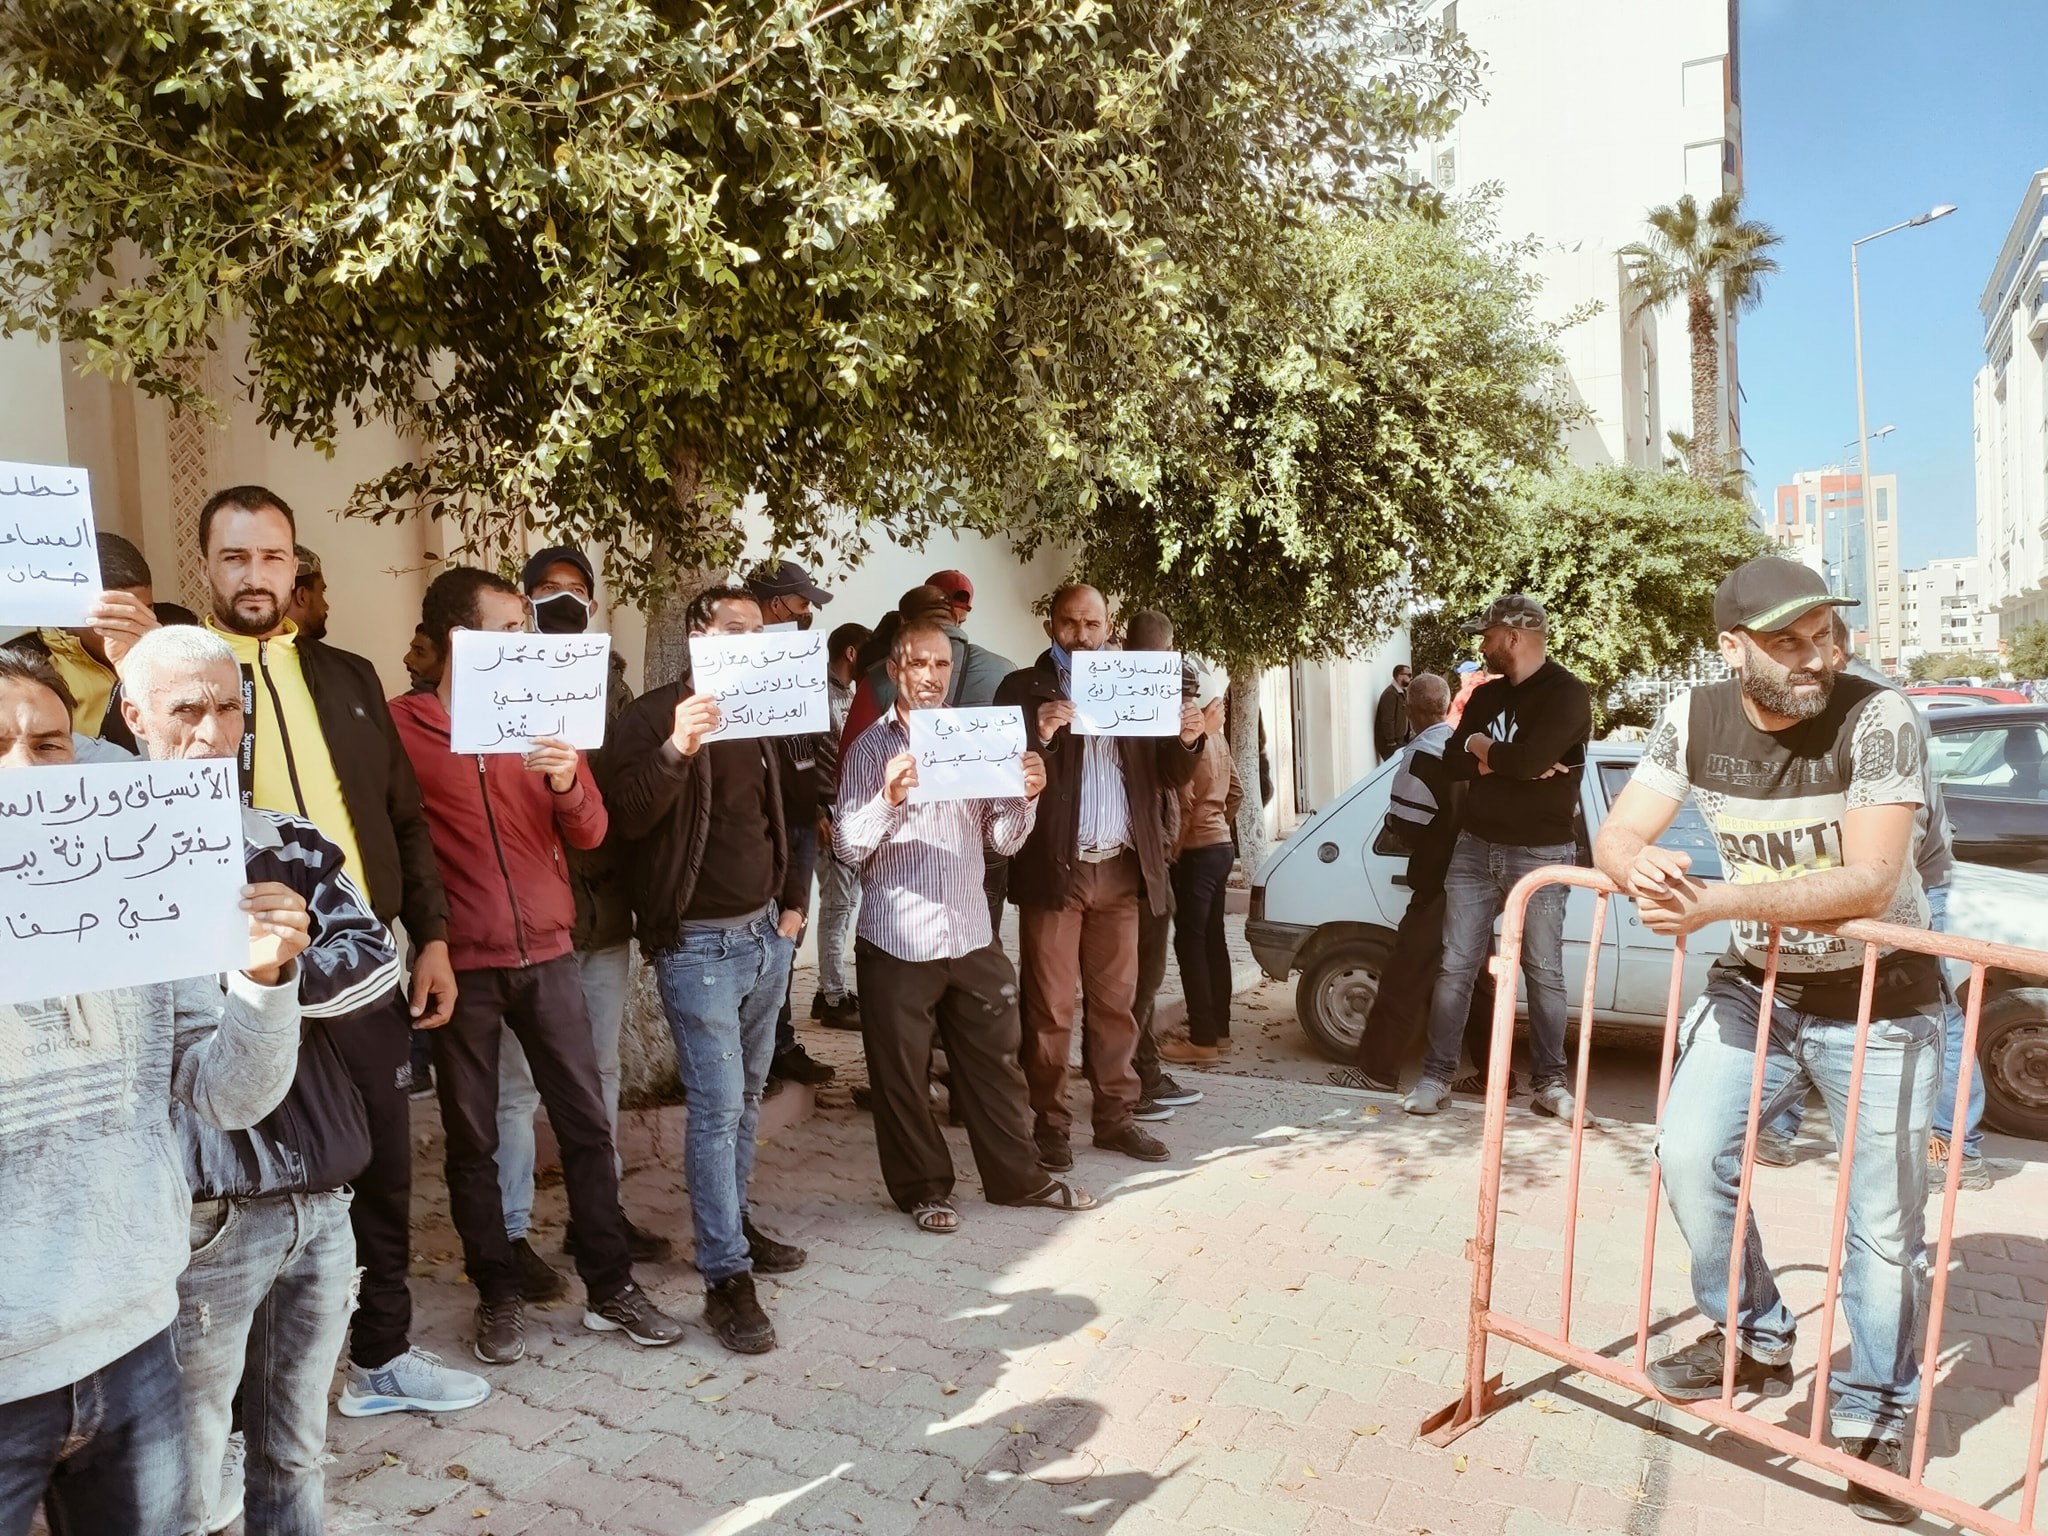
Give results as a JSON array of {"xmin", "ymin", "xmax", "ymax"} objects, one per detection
[
  {"xmin": 0, "ymin": 1329, "xmax": 185, "ymax": 1536},
  {"xmin": 175, "ymin": 1191, "xmax": 356, "ymax": 1536},
  {"xmin": 1659, "ymin": 968, "xmax": 1938, "ymax": 1442},
  {"xmin": 1421, "ymin": 834, "xmax": 1575, "ymax": 1087},
  {"xmin": 496, "ymin": 943, "xmax": 633, "ymax": 1239},
  {"xmin": 651, "ymin": 909, "xmax": 792, "ymax": 1283},
  {"xmin": 1765, "ymin": 885, "xmax": 1982, "ymax": 1157},
  {"xmin": 816, "ymin": 837, "xmax": 861, "ymax": 1006},
  {"xmin": 774, "ymin": 824, "xmax": 820, "ymax": 1054}
]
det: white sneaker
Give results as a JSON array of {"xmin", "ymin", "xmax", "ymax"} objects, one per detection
[
  {"xmin": 336, "ymin": 1347, "xmax": 491, "ymax": 1418},
  {"xmin": 1403, "ymin": 1077, "xmax": 1452, "ymax": 1116},
  {"xmin": 206, "ymin": 1430, "xmax": 245, "ymax": 1533},
  {"xmin": 1530, "ymin": 1081, "xmax": 1578, "ymax": 1121}
]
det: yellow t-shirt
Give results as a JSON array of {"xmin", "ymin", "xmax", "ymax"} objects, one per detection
[
  {"xmin": 39, "ymin": 629, "xmax": 117, "ymax": 735},
  {"xmin": 206, "ymin": 619, "xmax": 374, "ymax": 909}
]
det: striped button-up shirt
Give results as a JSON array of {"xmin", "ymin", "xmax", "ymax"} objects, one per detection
[
  {"xmin": 833, "ymin": 712, "xmax": 1038, "ymax": 962},
  {"xmin": 1058, "ymin": 654, "xmax": 1131, "ymax": 852}
]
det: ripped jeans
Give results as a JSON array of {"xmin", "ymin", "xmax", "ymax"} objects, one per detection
[{"xmin": 650, "ymin": 907, "xmax": 792, "ymax": 1283}]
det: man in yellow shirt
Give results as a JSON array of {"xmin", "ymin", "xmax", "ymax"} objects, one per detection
[
  {"xmin": 3, "ymin": 531, "xmax": 159, "ymax": 736},
  {"xmin": 194, "ymin": 485, "xmax": 483, "ymax": 1420}
]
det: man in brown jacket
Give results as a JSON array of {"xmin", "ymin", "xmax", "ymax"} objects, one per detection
[{"xmin": 995, "ymin": 585, "xmax": 1204, "ymax": 1167}]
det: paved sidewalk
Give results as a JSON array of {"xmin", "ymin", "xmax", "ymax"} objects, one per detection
[{"xmin": 324, "ymin": 1044, "xmax": 2048, "ymax": 1535}]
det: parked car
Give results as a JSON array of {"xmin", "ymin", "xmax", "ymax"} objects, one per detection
[
  {"xmin": 1910, "ymin": 685, "xmax": 2030, "ymax": 708},
  {"xmin": 1249, "ymin": 738, "xmax": 2048, "ymax": 1139},
  {"xmin": 1927, "ymin": 705, "xmax": 2048, "ymax": 874}
]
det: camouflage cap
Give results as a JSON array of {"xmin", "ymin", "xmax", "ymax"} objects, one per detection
[
  {"xmin": 1460, "ymin": 593, "xmax": 1547, "ymax": 635},
  {"xmin": 293, "ymin": 544, "xmax": 322, "ymax": 581}
]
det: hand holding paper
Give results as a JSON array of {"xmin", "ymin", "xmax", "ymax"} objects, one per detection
[
  {"xmin": 670, "ymin": 692, "xmax": 723, "ymax": 757},
  {"xmin": 241, "ymin": 880, "xmax": 311, "ymax": 984},
  {"xmin": 88, "ymin": 589, "xmax": 160, "ymax": 672},
  {"xmin": 522, "ymin": 736, "xmax": 579, "ymax": 791}
]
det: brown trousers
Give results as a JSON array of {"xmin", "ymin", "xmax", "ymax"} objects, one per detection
[{"xmin": 1018, "ymin": 851, "xmax": 1143, "ymax": 1139}]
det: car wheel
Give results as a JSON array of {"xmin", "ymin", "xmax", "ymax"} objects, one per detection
[
  {"xmin": 1296, "ymin": 935, "xmax": 1393, "ymax": 1062},
  {"xmin": 1978, "ymin": 988, "xmax": 2048, "ymax": 1142}
]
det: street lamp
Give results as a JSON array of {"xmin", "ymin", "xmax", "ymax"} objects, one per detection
[{"xmin": 1852, "ymin": 203, "xmax": 1956, "ymax": 663}]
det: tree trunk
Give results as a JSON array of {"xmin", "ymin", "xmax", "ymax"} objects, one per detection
[
  {"xmin": 1687, "ymin": 283, "xmax": 1720, "ymax": 489},
  {"xmin": 619, "ymin": 442, "xmax": 722, "ymax": 1107},
  {"xmin": 1226, "ymin": 669, "xmax": 1270, "ymax": 874}
]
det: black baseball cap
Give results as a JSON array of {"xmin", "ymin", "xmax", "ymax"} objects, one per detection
[
  {"xmin": 746, "ymin": 559, "xmax": 833, "ymax": 606},
  {"xmin": 521, "ymin": 545, "xmax": 595, "ymax": 595},
  {"xmin": 1713, "ymin": 555, "xmax": 1856, "ymax": 634}
]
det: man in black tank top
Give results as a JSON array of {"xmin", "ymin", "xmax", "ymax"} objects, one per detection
[{"xmin": 1595, "ymin": 557, "xmax": 1938, "ymax": 1524}]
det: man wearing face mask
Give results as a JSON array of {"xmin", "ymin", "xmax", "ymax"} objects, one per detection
[
  {"xmin": 744, "ymin": 561, "xmax": 838, "ymax": 1090},
  {"xmin": 485, "ymin": 548, "xmax": 670, "ymax": 1306}
]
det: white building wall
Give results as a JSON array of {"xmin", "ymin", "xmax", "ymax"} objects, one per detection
[{"xmin": 1973, "ymin": 169, "xmax": 2048, "ymax": 644}]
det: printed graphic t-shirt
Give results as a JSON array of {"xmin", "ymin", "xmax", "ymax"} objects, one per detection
[{"xmin": 1629, "ymin": 674, "xmax": 1936, "ymax": 1017}]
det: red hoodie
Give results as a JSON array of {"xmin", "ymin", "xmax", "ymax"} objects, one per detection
[{"xmin": 389, "ymin": 691, "xmax": 607, "ymax": 972}]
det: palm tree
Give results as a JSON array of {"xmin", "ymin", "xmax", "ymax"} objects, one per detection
[{"xmin": 1620, "ymin": 193, "xmax": 1782, "ymax": 491}]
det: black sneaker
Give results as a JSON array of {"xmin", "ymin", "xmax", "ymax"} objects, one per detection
[
  {"xmin": 473, "ymin": 1297, "xmax": 526, "ymax": 1365},
  {"xmin": 771, "ymin": 1046, "xmax": 836, "ymax": 1086},
  {"xmin": 1843, "ymin": 1437, "xmax": 1915, "ymax": 1524},
  {"xmin": 809, "ymin": 991, "xmax": 828, "ymax": 1018},
  {"xmin": 1755, "ymin": 1131, "xmax": 1799, "ymax": 1167},
  {"xmin": 408, "ymin": 1064, "xmax": 436, "ymax": 1102},
  {"xmin": 564, "ymin": 1218, "xmax": 672, "ymax": 1266},
  {"xmin": 1095, "ymin": 1125, "xmax": 1170, "ymax": 1163},
  {"xmin": 583, "ymin": 1281, "xmax": 684, "ymax": 1347},
  {"xmin": 1133, "ymin": 1099, "xmax": 1176, "ymax": 1122},
  {"xmin": 1148, "ymin": 1074, "xmax": 1203, "ymax": 1107},
  {"xmin": 1036, "ymin": 1134, "xmax": 1073, "ymax": 1172},
  {"xmin": 821, "ymin": 995, "xmax": 863, "ymax": 1032},
  {"xmin": 510, "ymin": 1236, "xmax": 568, "ymax": 1304},
  {"xmin": 704, "ymin": 1273, "xmax": 776, "ymax": 1354},
  {"xmin": 1328, "ymin": 1067, "xmax": 1399, "ymax": 1093},
  {"xmin": 1645, "ymin": 1329, "xmax": 1792, "ymax": 1401},
  {"xmin": 744, "ymin": 1217, "xmax": 807, "ymax": 1275}
]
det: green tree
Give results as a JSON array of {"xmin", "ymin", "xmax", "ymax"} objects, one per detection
[
  {"xmin": 2007, "ymin": 623, "xmax": 2048, "ymax": 681},
  {"xmin": 1619, "ymin": 193, "xmax": 1781, "ymax": 491},
  {"xmin": 1409, "ymin": 465, "xmax": 1768, "ymax": 726},
  {"xmin": 1044, "ymin": 206, "xmax": 1576, "ymax": 856},
  {"xmin": 0, "ymin": 0, "xmax": 1475, "ymax": 674},
  {"xmin": 1907, "ymin": 650, "xmax": 2002, "ymax": 685}
]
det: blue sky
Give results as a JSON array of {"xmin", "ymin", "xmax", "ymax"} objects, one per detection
[{"xmin": 1738, "ymin": 0, "xmax": 2048, "ymax": 568}]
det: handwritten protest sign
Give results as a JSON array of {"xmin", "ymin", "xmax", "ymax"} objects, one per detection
[
  {"xmin": 0, "ymin": 759, "xmax": 247, "ymax": 1007},
  {"xmin": 448, "ymin": 632, "xmax": 612, "ymax": 754},
  {"xmin": 0, "ymin": 461, "xmax": 101, "ymax": 627},
  {"xmin": 907, "ymin": 706, "xmax": 1029, "ymax": 803},
  {"xmin": 1071, "ymin": 650, "xmax": 1182, "ymax": 737},
  {"xmin": 688, "ymin": 631, "xmax": 830, "ymax": 741}
]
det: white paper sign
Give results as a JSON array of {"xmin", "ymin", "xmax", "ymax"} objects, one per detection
[
  {"xmin": 0, "ymin": 461, "xmax": 101, "ymax": 627},
  {"xmin": 448, "ymin": 632, "xmax": 612, "ymax": 754},
  {"xmin": 689, "ymin": 631, "xmax": 830, "ymax": 741},
  {"xmin": 1071, "ymin": 650, "xmax": 1183, "ymax": 736},
  {"xmin": 0, "ymin": 759, "xmax": 248, "ymax": 1007},
  {"xmin": 907, "ymin": 706, "xmax": 1029, "ymax": 803}
]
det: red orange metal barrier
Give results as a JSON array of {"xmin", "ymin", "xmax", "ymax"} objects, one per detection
[{"xmin": 1420, "ymin": 866, "xmax": 2048, "ymax": 1534}]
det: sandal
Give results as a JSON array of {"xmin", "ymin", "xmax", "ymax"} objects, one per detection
[
  {"xmin": 911, "ymin": 1199, "xmax": 960, "ymax": 1234},
  {"xmin": 1009, "ymin": 1180, "xmax": 1099, "ymax": 1213}
]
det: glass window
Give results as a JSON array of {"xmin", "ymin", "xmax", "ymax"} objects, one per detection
[
  {"xmin": 1598, "ymin": 762, "xmax": 1725, "ymax": 878},
  {"xmin": 1928, "ymin": 723, "xmax": 2048, "ymax": 799}
]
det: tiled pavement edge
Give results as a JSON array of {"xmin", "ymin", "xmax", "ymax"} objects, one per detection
[{"xmin": 324, "ymin": 1055, "xmax": 2048, "ymax": 1535}]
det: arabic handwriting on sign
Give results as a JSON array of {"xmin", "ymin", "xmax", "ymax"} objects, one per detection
[{"xmin": 6, "ymin": 911, "xmax": 101, "ymax": 942}]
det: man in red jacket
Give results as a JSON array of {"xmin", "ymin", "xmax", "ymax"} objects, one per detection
[{"xmin": 391, "ymin": 567, "xmax": 682, "ymax": 1368}]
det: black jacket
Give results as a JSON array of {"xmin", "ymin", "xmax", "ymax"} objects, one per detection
[
  {"xmin": 601, "ymin": 675, "xmax": 808, "ymax": 951},
  {"xmin": 994, "ymin": 651, "xmax": 1201, "ymax": 917},
  {"xmin": 569, "ymin": 653, "xmax": 637, "ymax": 952},
  {"xmin": 1373, "ymin": 683, "xmax": 1410, "ymax": 763},
  {"xmin": 1443, "ymin": 659, "xmax": 1592, "ymax": 849},
  {"xmin": 105, "ymin": 637, "xmax": 449, "ymax": 945},
  {"xmin": 177, "ymin": 808, "xmax": 399, "ymax": 1199}
]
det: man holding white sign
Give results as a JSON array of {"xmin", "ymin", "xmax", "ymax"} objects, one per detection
[
  {"xmin": 995, "ymin": 585, "xmax": 1204, "ymax": 1170},
  {"xmin": 835, "ymin": 620, "xmax": 1097, "ymax": 1233},
  {"xmin": 604, "ymin": 584, "xmax": 811, "ymax": 1356},
  {"xmin": 0, "ymin": 647, "xmax": 311, "ymax": 1536}
]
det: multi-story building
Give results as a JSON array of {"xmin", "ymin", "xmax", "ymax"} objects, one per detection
[
  {"xmin": 1973, "ymin": 168, "xmax": 2048, "ymax": 642},
  {"xmin": 1900, "ymin": 556, "xmax": 1998, "ymax": 662},
  {"xmin": 1410, "ymin": 0, "xmax": 1744, "ymax": 473},
  {"xmin": 1769, "ymin": 468, "xmax": 1903, "ymax": 664}
]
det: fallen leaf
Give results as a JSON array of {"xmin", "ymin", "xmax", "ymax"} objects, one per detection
[
  {"xmin": 1396, "ymin": 1355, "xmax": 1416, "ymax": 1365},
  {"xmin": 1364, "ymin": 1105, "xmax": 1382, "ymax": 1116},
  {"xmin": 1008, "ymin": 1423, "xmax": 1029, "ymax": 1435},
  {"xmin": 685, "ymin": 1372, "xmax": 714, "ymax": 1388},
  {"xmin": 1050, "ymin": 1357, "xmax": 1071, "ymax": 1365},
  {"xmin": 1248, "ymin": 1172, "xmax": 1270, "ymax": 1180},
  {"xmin": 1303, "ymin": 1464, "xmax": 1319, "ymax": 1479},
  {"xmin": 1357, "ymin": 1180, "xmax": 1378, "ymax": 1188},
  {"xmin": 861, "ymin": 1357, "xmax": 880, "ymax": 1368},
  {"xmin": 472, "ymin": 1511, "xmax": 490, "ymax": 1520},
  {"xmin": 700, "ymin": 1393, "xmax": 727, "ymax": 1403},
  {"xmin": 1187, "ymin": 1245, "xmax": 1203, "ymax": 1255},
  {"xmin": 1453, "ymin": 1455, "xmax": 1468, "ymax": 1473},
  {"xmin": 1354, "ymin": 1424, "xmax": 1383, "ymax": 1436},
  {"xmin": 1085, "ymin": 1327, "xmax": 1107, "ymax": 1340},
  {"xmin": 381, "ymin": 1453, "xmax": 400, "ymax": 1467},
  {"xmin": 939, "ymin": 1381, "xmax": 960, "ymax": 1396},
  {"xmin": 445, "ymin": 1464, "xmax": 469, "ymax": 1480},
  {"xmin": 819, "ymin": 1381, "xmax": 843, "ymax": 1390},
  {"xmin": 1533, "ymin": 1396, "xmax": 1571, "ymax": 1415},
  {"xmin": 1180, "ymin": 1417, "xmax": 1201, "ymax": 1434}
]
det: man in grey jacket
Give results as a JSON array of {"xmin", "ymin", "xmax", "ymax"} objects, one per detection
[{"xmin": 0, "ymin": 648, "xmax": 311, "ymax": 1536}]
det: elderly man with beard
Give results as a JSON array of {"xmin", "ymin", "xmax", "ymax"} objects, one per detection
[
  {"xmin": 1595, "ymin": 557, "xmax": 1938, "ymax": 1525},
  {"xmin": 834, "ymin": 620, "xmax": 1097, "ymax": 1233}
]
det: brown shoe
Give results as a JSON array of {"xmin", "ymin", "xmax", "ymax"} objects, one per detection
[{"xmin": 1157, "ymin": 1037, "xmax": 1219, "ymax": 1066}]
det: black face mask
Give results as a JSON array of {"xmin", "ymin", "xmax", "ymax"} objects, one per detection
[{"xmin": 532, "ymin": 590, "xmax": 591, "ymax": 634}]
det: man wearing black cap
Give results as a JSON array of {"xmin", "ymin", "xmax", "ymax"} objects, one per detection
[
  {"xmin": 1594, "ymin": 556, "xmax": 1937, "ymax": 1523},
  {"xmin": 1404, "ymin": 593, "xmax": 1590, "ymax": 1121},
  {"xmin": 744, "ymin": 561, "xmax": 837, "ymax": 1087},
  {"xmin": 491, "ymin": 547, "xmax": 669, "ymax": 1303}
]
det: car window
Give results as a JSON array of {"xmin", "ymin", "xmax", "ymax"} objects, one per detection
[
  {"xmin": 1597, "ymin": 761, "xmax": 1724, "ymax": 879},
  {"xmin": 1930, "ymin": 723, "xmax": 2048, "ymax": 801}
]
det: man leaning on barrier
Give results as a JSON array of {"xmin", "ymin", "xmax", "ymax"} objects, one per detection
[{"xmin": 1594, "ymin": 555, "xmax": 1940, "ymax": 1526}]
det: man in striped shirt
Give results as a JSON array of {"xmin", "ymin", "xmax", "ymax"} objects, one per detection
[{"xmin": 835, "ymin": 621, "xmax": 1096, "ymax": 1233}]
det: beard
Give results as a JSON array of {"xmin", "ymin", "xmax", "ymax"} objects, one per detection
[
  {"xmin": 213, "ymin": 588, "xmax": 285, "ymax": 637},
  {"xmin": 1737, "ymin": 640, "xmax": 1834, "ymax": 720}
]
